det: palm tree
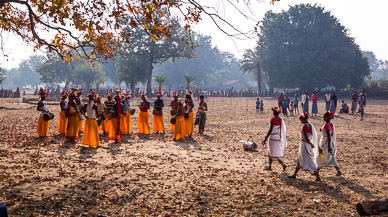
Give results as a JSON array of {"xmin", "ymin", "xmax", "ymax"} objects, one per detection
[
  {"xmin": 240, "ymin": 49, "xmax": 263, "ymax": 96},
  {"xmin": 183, "ymin": 73, "xmax": 197, "ymax": 90},
  {"xmin": 153, "ymin": 75, "xmax": 167, "ymax": 92}
]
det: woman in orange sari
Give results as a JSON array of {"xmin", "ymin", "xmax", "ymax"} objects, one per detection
[
  {"xmin": 58, "ymin": 91, "xmax": 68, "ymax": 134},
  {"xmin": 185, "ymin": 90, "xmax": 195, "ymax": 138},
  {"xmin": 75, "ymin": 89, "xmax": 84, "ymax": 133},
  {"xmin": 95, "ymin": 96, "xmax": 105, "ymax": 133},
  {"xmin": 170, "ymin": 92, "xmax": 179, "ymax": 131},
  {"xmin": 120, "ymin": 93, "xmax": 131, "ymax": 135},
  {"xmin": 173, "ymin": 100, "xmax": 186, "ymax": 141},
  {"xmin": 108, "ymin": 93, "xmax": 124, "ymax": 142},
  {"xmin": 138, "ymin": 94, "xmax": 150, "ymax": 135},
  {"xmin": 65, "ymin": 91, "xmax": 81, "ymax": 142},
  {"xmin": 36, "ymin": 87, "xmax": 49, "ymax": 137},
  {"xmin": 152, "ymin": 92, "xmax": 164, "ymax": 133},
  {"xmin": 81, "ymin": 94, "xmax": 100, "ymax": 147}
]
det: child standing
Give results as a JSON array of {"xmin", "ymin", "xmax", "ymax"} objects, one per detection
[
  {"xmin": 260, "ymin": 100, "xmax": 264, "ymax": 113},
  {"xmin": 290, "ymin": 101, "xmax": 295, "ymax": 116},
  {"xmin": 256, "ymin": 98, "xmax": 261, "ymax": 113},
  {"xmin": 293, "ymin": 95, "xmax": 299, "ymax": 114},
  {"xmin": 282, "ymin": 102, "xmax": 288, "ymax": 118}
]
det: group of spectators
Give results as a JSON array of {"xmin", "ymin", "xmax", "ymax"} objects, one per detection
[{"xmin": 276, "ymin": 90, "xmax": 367, "ymax": 120}]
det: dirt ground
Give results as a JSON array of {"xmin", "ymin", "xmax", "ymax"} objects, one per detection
[{"xmin": 0, "ymin": 96, "xmax": 387, "ymax": 216}]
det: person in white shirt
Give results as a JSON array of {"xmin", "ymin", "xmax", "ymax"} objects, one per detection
[{"xmin": 324, "ymin": 91, "xmax": 331, "ymax": 112}]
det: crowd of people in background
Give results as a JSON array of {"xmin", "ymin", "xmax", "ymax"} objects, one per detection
[{"xmin": 275, "ymin": 89, "xmax": 367, "ymax": 120}]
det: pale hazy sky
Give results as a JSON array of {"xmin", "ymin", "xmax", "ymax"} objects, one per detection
[{"xmin": 1, "ymin": 0, "xmax": 387, "ymax": 69}]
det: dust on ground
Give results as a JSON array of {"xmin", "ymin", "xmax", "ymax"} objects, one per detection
[{"xmin": 0, "ymin": 97, "xmax": 387, "ymax": 216}]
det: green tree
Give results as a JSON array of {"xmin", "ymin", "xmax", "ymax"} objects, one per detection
[
  {"xmin": 183, "ymin": 73, "xmax": 197, "ymax": 90},
  {"xmin": 154, "ymin": 75, "xmax": 167, "ymax": 92},
  {"xmin": 73, "ymin": 61, "xmax": 105, "ymax": 90},
  {"xmin": 12, "ymin": 55, "xmax": 45, "ymax": 87},
  {"xmin": 240, "ymin": 49, "xmax": 263, "ymax": 95},
  {"xmin": 258, "ymin": 4, "xmax": 370, "ymax": 90},
  {"xmin": 154, "ymin": 34, "xmax": 247, "ymax": 89},
  {"xmin": 116, "ymin": 55, "xmax": 148, "ymax": 93},
  {"xmin": 120, "ymin": 16, "xmax": 195, "ymax": 96},
  {"xmin": 37, "ymin": 54, "xmax": 72, "ymax": 84},
  {"xmin": 102, "ymin": 58, "xmax": 119, "ymax": 85},
  {"xmin": 37, "ymin": 54, "xmax": 105, "ymax": 89}
]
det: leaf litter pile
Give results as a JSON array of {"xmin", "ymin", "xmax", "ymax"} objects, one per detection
[{"xmin": 0, "ymin": 97, "xmax": 387, "ymax": 216}]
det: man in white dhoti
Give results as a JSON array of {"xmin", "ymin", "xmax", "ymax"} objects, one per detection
[
  {"xmin": 317, "ymin": 112, "xmax": 342, "ymax": 176},
  {"xmin": 288, "ymin": 112, "xmax": 321, "ymax": 181},
  {"xmin": 262, "ymin": 107, "xmax": 288, "ymax": 172}
]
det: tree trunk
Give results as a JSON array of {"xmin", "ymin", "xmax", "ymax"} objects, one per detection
[
  {"xmin": 257, "ymin": 71, "xmax": 262, "ymax": 96},
  {"xmin": 146, "ymin": 44, "xmax": 155, "ymax": 97},
  {"xmin": 85, "ymin": 83, "xmax": 91, "ymax": 95},
  {"xmin": 130, "ymin": 82, "xmax": 135, "ymax": 95},
  {"xmin": 257, "ymin": 63, "xmax": 262, "ymax": 96},
  {"xmin": 356, "ymin": 199, "xmax": 388, "ymax": 216},
  {"xmin": 158, "ymin": 84, "xmax": 162, "ymax": 92}
]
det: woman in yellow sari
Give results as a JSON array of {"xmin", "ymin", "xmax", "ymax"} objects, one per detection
[
  {"xmin": 138, "ymin": 94, "xmax": 150, "ymax": 135},
  {"xmin": 81, "ymin": 94, "xmax": 100, "ymax": 147},
  {"xmin": 58, "ymin": 92, "xmax": 68, "ymax": 134},
  {"xmin": 185, "ymin": 90, "xmax": 195, "ymax": 138},
  {"xmin": 152, "ymin": 92, "xmax": 164, "ymax": 133},
  {"xmin": 170, "ymin": 93, "xmax": 179, "ymax": 131},
  {"xmin": 65, "ymin": 92, "xmax": 81, "ymax": 142},
  {"xmin": 173, "ymin": 100, "xmax": 186, "ymax": 141},
  {"xmin": 75, "ymin": 90, "xmax": 84, "ymax": 133},
  {"xmin": 120, "ymin": 93, "xmax": 131, "ymax": 135},
  {"xmin": 108, "ymin": 94, "xmax": 124, "ymax": 142},
  {"xmin": 36, "ymin": 87, "xmax": 49, "ymax": 137},
  {"xmin": 95, "ymin": 96, "xmax": 105, "ymax": 133}
]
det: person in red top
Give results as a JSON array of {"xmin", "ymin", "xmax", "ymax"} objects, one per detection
[
  {"xmin": 277, "ymin": 93, "xmax": 284, "ymax": 108},
  {"xmin": 289, "ymin": 112, "xmax": 321, "ymax": 181},
  {"xmin": 262, "ymin": 107, "xmax": 288, "ymax": 172},
  {"xmin": 311, "ymin": 90, "xmax": 318, "ymax": 116},
  {"xmin": 351, "ymin": 90, "xmax": 358, "ymax": 114}
]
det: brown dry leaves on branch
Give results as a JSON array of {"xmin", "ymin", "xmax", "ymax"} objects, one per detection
[
  {"xmin": 2, "ymin": 0, "xmax": 268, "ymax": 62},
  {"xmin": 0, "ymin": 97, "xmax": 387, "ymax": 216}
]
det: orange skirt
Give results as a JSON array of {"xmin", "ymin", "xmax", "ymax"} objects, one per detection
[
  {"xmin": 127, "ymin": 111, "xmax": 131, "ymax": 133},
  {"xmin": 173, "ymin": 116, "xmax": 185, "ymax": 140},
  {"xmin": 185, "ymin": 111, "xmax": 195, "ymax": 135},
  {"xmin": 104, "ymin": 119, "xmax": 110, "ymax": 133},
  {"xmin": 99, "ymin": 117, "xmax": 105, "ymax": 132},
  {"xmin": 37, "ymin": 116, "xmax": 49, "ymax": 137},
  {"xmin": 58, "ymin": 110, "xmax": 68, "ymax": 134},
  {"xmin": 78, "ymin": 119, "xmax": 83, "ymax": 132},
  {"xmin": 170, "ymin": 115, "xmax": 175, "ymax": 131},
  {"xmin": 65, "ymin": 114, "xmax": 80, "ymax": 140},
  {"xmin": 82, "ymin": 118, "xmax": 99, "ymax": 147},
  {"xmin": 153, "ymin": 113, "xmax": 164, "ymax": 132},
  {"xmin": 138, "ymin": 111, "xmax": 150, "ymax": 134},
  {"xmin": 108, "ymin": 117, "xmax": 122, "ymax": 141},
  {"xmin": 120, "ymin": 111, "xmax": 129, "ymax": 135}
]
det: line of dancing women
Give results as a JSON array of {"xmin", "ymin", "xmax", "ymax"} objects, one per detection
[
  {"xmin": 36, "ymin": 87, "xmax": 208, "ymax": 147},
  {"xmin": 262, "ymin": 107, "xmax": 342, "ymax": 181}
]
